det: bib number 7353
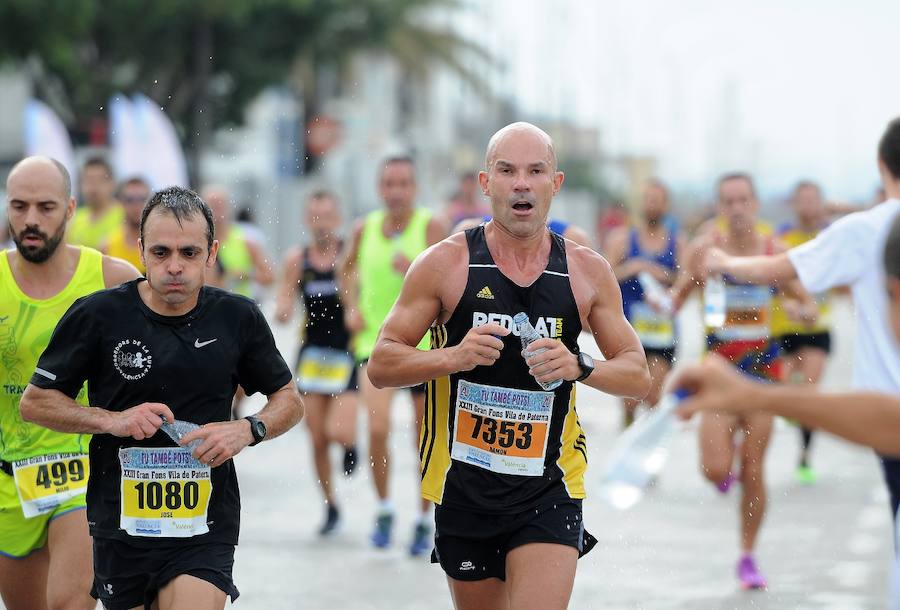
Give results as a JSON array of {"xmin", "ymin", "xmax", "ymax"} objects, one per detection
[
  {"xmin": 468, "ymin": 414, "xmax": 533, "ymax": 450},
  {"xmin": 451, "ymin": 380, "xmax": 553, "ymax": 477}
]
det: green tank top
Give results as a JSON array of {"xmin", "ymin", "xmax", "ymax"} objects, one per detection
[
  {"xmin": 356, "ymin": 208, "xmax": 431, "ymax": 360},
  {"xmin": 68, "ymin": 205, "xmax": 125, "ymax": 250},
  {"xmin": 217, "ymin": 225, "xmax": 254, "ymax": 298},
  {"xmin": 0, "ymin": 247, "xmax": 105, "ymax": 461}
]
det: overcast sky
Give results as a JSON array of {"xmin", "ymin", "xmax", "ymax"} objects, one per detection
[{"xmin": 472, "ymin": 0, "xmax": 899, "ymax": 200}]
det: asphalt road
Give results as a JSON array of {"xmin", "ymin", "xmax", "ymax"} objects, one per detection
[
  {"xmin": 229, "ymin": 295, "xmax": 892, "ymax": 609},
  {"xmin": 2, "ymin": 295, "xmax": 886, "ymax": 610}
]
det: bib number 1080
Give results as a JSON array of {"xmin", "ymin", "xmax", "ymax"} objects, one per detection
[
  {"xmin": 469, "ymin": 414, "xmax": 533, "ymax": 450},
  {"xmin": 133, "ymin": 481, "xmax": 200, "ymax": 511},
  {"xmin": 35, "ymin": 459, "xmax": 85, "ymax": 489}
]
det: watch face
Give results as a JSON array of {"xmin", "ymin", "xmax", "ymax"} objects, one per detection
[
  {"xmin": 254, "ymin": 420, "xmax": 267, "ymax": 439},
  {"xmin": 580, "ymin": 353, "xmax": 594, "ymax": 368}
]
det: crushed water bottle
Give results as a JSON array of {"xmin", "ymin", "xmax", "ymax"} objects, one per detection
[
  {"xmin": 598, "ymin": 389, "xmax": 690, "ymax": 510},
  {"xmin": 703, "ymin": 273, "xmax": 727, "ymax": 327},
  {"xmin": 513, "ymin": 312, "xmax": 562, "ymax": 391},
  {"xmin": 159, "ymin": 416, "xmax": 202, "ymax": 451},
  {"xmin": 637, "ymin": 271, "xmax": 674, "ymax": 315}
]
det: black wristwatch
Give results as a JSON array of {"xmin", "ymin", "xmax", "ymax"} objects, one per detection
[
  {"xmin": 575, "ymin": 351, "xmax": 595, "ymax": 382},
  {"xmin": 244, "ymin": 416, "xmax": 267, "ymax": 446}
]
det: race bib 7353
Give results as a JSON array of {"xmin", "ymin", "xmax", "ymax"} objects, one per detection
[{"xmin": 451, "ymin": 380, "xmax": 553, "ymax": 477}]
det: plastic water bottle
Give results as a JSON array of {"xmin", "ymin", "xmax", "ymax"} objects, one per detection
[
  {"xmin": 637, "ymin": 271, "xmax": 674, "ymax": 315},
  {"xmin": 159, "ymin": 416, "xmax": 202, "ymax": 451},
  {"xmin": 598, "ymin": 389, "xmax": 690, "ymax": 510},
  {"xmin": 513, "ymin": 312, "xmax": 562, "ymax": 391},
  {"xmin": 703, "ymin": 274, "xmax": 727, "ymax": 327}
]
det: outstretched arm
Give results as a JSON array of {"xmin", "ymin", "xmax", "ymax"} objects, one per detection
[
  {"xmin": 705, "ymin": 249, "xmax": 798, "ymax": 285},
  {"xmin": 672, "ymin": 355, "xmax": 900, "ymax": 457}
]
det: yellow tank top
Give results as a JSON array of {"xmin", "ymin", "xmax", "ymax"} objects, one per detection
[
  {"xmin": 355, "ymin": 208, "xmax": 431, "ymax": 360},
  {"xmin": 217, "ymin": 225, "xmax": 254, "ymax": 298},
  {"xmin": 105, "ymin": 227, "xmax": 144, "ymax": 274},
  {"xmin": 770, "ymin": 223, "xmax": 831, "ymax": 336},
  {"xmin": 69, "ymin": 205, "xmax": 125, "ymax": 250},
  {"xmin": 714, "ymin": 217, "xmax": 773, "ymax": 236},
  {"xmin": 0, "ymin": 247, "xmax": 105, "ymax": 461}
]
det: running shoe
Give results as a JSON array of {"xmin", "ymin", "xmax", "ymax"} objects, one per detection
[
  {"xmin": 716, "ymin": 472, "xmax": 737, "ymax": 494},
  {"xmin": 737, "ymin": 554, "xmax": 767, "ymax": 590},
  {"xmin": 343, "ymin": 446, "xmax": 358, "ymax": 477},
  {"xmin": 371, "ymin": 512, "xmax": 394, "ymax": 548},
  {"xmin": 319, "ymin": 504, "xmax": 340, "ymax": 537},
  {"xmin": 409, "ymin": 521, "xmax": 432, "ymax": 557},
  {"xmin": 795, "ymin": 465, "xmax": 817, "ymax": 485}
]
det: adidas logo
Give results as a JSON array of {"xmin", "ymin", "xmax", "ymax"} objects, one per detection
[{"xmin": 476, "ymin": 286, "xmax": 494, "ymax": 300}]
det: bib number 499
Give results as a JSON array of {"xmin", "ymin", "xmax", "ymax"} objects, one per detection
[
  {"xmin": 469, "ymin": 414, "xmax": 533, "ymax": 450},
  {"xmin": 35, "ymin": 459, "xmax": 85, "ymax": 489}
]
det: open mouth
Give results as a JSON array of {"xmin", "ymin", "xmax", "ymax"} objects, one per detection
[{"xmin": 512, "ymin": 201, "xmax": 533, "ymax": 211}]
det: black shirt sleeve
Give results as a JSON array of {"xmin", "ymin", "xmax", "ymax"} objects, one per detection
[
  {"xmin": 236, "ymin": 303, "xmax": 292, "ymax": 396},
  {"xmin": 30, "ymin": 295, "xmax": 99, "ymax": 398}
]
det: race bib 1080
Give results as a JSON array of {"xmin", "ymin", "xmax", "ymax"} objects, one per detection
[
  {"xmin": 451, "ymin": 380, "xmax": 553, "ymax": 477},
  {"xmin": 118, "ymin": 447, "xmax": 212, "ymax": 538}
]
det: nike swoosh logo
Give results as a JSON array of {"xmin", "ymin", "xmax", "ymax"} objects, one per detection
[{"xmin": 194, "ymin": 338, "xmax": 218, "ymax": 348}]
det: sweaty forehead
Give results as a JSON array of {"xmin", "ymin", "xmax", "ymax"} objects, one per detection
[{"xmin": 143, "ymin": 209, "xmax": 208, "ymax": 246}]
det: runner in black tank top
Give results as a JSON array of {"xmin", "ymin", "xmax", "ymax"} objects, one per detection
[
  {"xmin": 365, "ymin": 123, "xmax": 650, "ymax": 609},
  {"xmin": 424, "ymin": 226, "xmax": 587, "ymax": 511},
  {"xmin": 298, "ymin": 244, "xmax": 351, "ymax": 349},
  {"xmin": 274, "ymin": 191, "xmax": 358, "ymax": 537}
]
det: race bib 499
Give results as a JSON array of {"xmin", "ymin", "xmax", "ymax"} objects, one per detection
[{"xmin": 13, "ymin": 453, "xmax": 89, "ymax": 518}]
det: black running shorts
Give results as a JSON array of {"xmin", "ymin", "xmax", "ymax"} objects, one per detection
[
  {"xmin": 90, "ymin": 538, "xmax": 239, "ymax": 610},
  {"xmin": 431, "ymin": 500, "xmax": 596, "ymax": 581}
]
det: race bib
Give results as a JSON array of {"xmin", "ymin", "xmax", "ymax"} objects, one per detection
[
  {"xmin": 451, "ymin": 380, "xmax": 553, "ymax": 476},
  {"xmin": 119, "ymin": 447, "xmax": 212, "ymax": 538},
  {"xmin": 296, "ymin": 346, "xmax": 354, "ymax": 395},
  {"xmin": 714, "ymin": 285, "xmax": 771, "ymax": 342},
  {"xmin": 630, "ymin": 302, "xmax": 675, "ymax": 349},
  {"xmin": 13, "ymin": 453, "xmax": 89, "ymax": 518}
]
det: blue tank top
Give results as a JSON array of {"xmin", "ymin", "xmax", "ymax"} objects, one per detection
[
  {"xmin": 619, "ymin": 227, "xmax": 677, "ymax": 320},
  {"xmin": 547, "ymin": 219, "xmax": 568, "ymax": 235}
]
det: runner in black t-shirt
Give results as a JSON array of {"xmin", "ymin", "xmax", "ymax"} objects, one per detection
[{"xmin": 19, "ymin": 186, "xmax": 303, "ymax": 610}]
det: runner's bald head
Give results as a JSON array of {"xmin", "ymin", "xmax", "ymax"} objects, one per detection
[
  {"xmin": 484, "ymin": 123, "xmax": 557, "ymax": 171},
  {"xmin": 7, "ymin": 156, "xmax": 71, "ymax": 200}
]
